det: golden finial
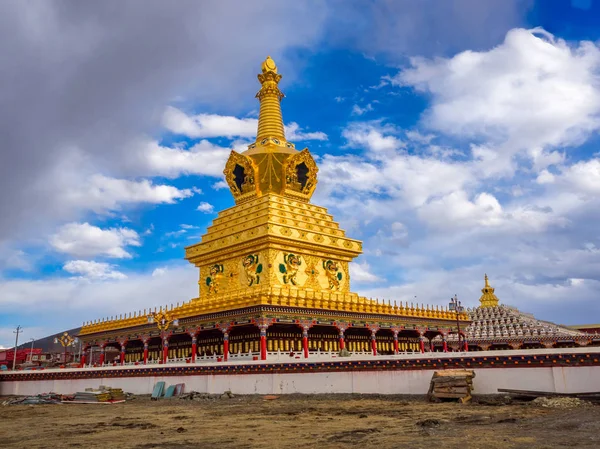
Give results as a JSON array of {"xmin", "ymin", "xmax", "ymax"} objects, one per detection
[
  {"xmin": 485, "ymin": 273, "xmax": 490, "ymax": 288},
  {"xmin": 255, "ymin": 56, "xmax": 285, "ymax": 143},
  {"xmin": 261, "ymin": 56, "xmax": 278, "ymax": 74}
]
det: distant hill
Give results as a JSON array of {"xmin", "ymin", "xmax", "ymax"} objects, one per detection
[{"xmin": 10, "ymin": 327, "xmax": 82, "ymax": 354}]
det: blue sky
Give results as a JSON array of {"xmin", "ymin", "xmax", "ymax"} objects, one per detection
[{"xmin": 2, "ymin": 0, "xmax": 600, "ymax": 347}]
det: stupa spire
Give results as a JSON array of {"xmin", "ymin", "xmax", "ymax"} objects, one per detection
[
  {"xmin": 255, "ymin": 56, "xmax": 286, "ymax": 144},
  {"xmin": 479, "ymin": 273, "xmax": 499, "ymax": 308}
]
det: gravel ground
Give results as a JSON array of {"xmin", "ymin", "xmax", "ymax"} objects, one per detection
[{"xmin": 1, "ymin": 394, "xmax": 599, "ymax": 449}]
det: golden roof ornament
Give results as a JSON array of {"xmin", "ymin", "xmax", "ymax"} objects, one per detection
[
  {"xmin": 261, "ymin": 56, "xmax": 278, "ymax": 74},
  {"xmin": 479, "ymin": 273, "xmax": 500, "ymax": 308}
]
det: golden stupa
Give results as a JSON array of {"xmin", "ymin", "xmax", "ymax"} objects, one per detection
[{"xmin": 77, "ymin": 57, "xmax": 468, "ymax": 363}]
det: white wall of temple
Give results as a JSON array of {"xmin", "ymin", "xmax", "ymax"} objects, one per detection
[{"xmin": 3, "ymin": 364, "xmax": 600, "ymax": 396}]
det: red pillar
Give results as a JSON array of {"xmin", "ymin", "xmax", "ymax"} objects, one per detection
[
  {"xmin": 223, "ymin": 333, "xmax": 229, "ymax": 362},
  {"xmin": 81, "ymin": 351, "xmax": 86, "ymax": 367},
  {"xmin": 393, "ymin": 333, "xmax": 399, "ymax": 354},
  {"xmin": 442, "ymin": 338, "xmax": 448, "ymax": 353},
  {"xmin": 260, "ymin": 335, "xmax": 267, "ymax": 361},
  {"xmin": 162, "ymin": 337, "xmax": 169, "ymax": 364},
  {"xmin": 302, "ymin": 330, "xmax": 309, "ymax": 358},
  {"xmin": 419, "ymin": 337, "xmax": 425, "ymax": 354},
  {"xmin": 120, "ymin": 345, "xmax": 126, "ymax": 365},
  {"xmin": 463, "ymin": 338, "xmax": 469, "ymax": 352},
  {"xmin": 257, "ymin": 321, "xmax": 269, "ymax": 361},
  {"xmin": 99, "ymin": 347, "xmax": 105, "ymax": 365},
  {"xmin": 371, "ymin": 333, "xmax": 377, "ymax": 356},
  {"xmin": 191, "ymin": 337, "xmax": 197, "ymax": 363},
  {"xmin": 339, "ymin": 332, "xmax": 345, "ymax": 350}
]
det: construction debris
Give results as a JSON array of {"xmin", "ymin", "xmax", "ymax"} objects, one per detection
[
  {"xmin": 498, "ymin": 388, "xmax": 600, "ymax": 403},
  {"xmin": 2, "ymin": 393, "xmax": 64, "ymax": 405},
  {"xmin": 428, "ymin": 369, "xmax": 475, "ymax": 403},
  {"xmin": 151, "ymin": 381, "xmax": 165, "ymax": 400},
  {"xmin": 530, "ymin": 397, "xmax": 591, "ymax": 408},
  {"xmin": 179, "ymin": 391, "xmax": 234, "ymax": 400},
  {"xmin": 71, "ymin": 387, "xmax": 126, "ymax": 403}
]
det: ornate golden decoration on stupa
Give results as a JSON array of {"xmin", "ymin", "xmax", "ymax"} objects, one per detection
[
  {"xmin": 223, "ymin": 56, "xmax": 318, "ymax": 204},
  {"xmin": 479, "ymin": 274, "xmax": 499, "ymax": 308}
]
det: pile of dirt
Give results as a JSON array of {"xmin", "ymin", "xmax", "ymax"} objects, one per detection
[{"xmin": 531, "ymin": 397, "xmax": 591, "ymax": 408}]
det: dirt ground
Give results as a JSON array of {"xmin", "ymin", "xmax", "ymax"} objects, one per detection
[{"xmin": 1, "ymin": 394, "xmax": 599, "ymax": 449}]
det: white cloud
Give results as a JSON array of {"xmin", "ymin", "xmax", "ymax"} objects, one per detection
[
  {"xmin": 285, "ymin": 122, "xmax": 328, "ymax": 141},
  {"xmin": 391, "ymin": 221, "xmax": 408, "ymax": 240},
  {"xmin": 0, "ymin": 262, "xmax": 198, "ymax": 347},
  {"xmin": 197, "ymin": 202, "xmax": 215, "ymax": 213},
  {"xmin": 319, "ymin": 138, "xmax": 472, "ymax": 210},
  {"xmin": 394, "ymin": 28, "xmax": 600, "ymax": 172},
  {"xmin": 212, "ymin": 180, "xmax": 229, "ymax": 190},
  {"xmin": 405, "ymin": 130, "xmax": 435, "ymax": 144},
  {"xmin": 0, "ymin": 247, "xmax": 32, "ymax": 272},
  {"xmin": 165, "ymin": 229, "xmax": 187, "ymax": 238},
  {"xmin": 536, "ymin": 169, "xmax": 555, "ymax": 184},
  {"xmin": 342, "ymin": 121, "xmax": 404, "ymax": 154},
  {"xmin": 162, "ymin": 106, "xmax": 327, "ymax": 143},
  {"xmin": 351, "ymin": 103, "xmax": 374, "ymax": 116},
  {"xmin": 152, "ymin": 267, "xmax": 167, "ymax": 277},
  {"xmin": 162, "ymin": 106, "xmax": 257, "ymax": 138},
  {"xmin": 350, "ymin": 261, "xmax": 382, "ymax": 283},
  {"xmin": 418, "ymin": 191, "xmax": 503, "ymax": 228},
  {"xmin": 137, "ymin": 139, "xmax": 230, "ymax": 178},
  {"xmin": 561, "ymin": 158, "xmax": 600, "ymax": 195},
  {"xmin": 64, "ymin": 174, "xmax": 194, "ymax": 212},
  {"xmin": 63, "ymin": 260, "xmax": 127, "ymax": 280},
  {"xmin": 51, "ymin": 222, "xmax": 141, "ymax": 259}
]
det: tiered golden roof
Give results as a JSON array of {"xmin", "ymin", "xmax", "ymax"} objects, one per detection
[{"xmin": 79, "ymin": 57, "xmax": 468, "ymax": 336}]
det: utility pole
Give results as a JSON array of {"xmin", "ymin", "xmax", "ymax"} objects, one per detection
[{"xmin": 12, "ymin": 326, "xmax": 22, "ymax": 371}]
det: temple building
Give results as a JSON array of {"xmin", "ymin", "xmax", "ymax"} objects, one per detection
[
  {"xmin": 77, "ymin": 57, "xmax": 469, "ymax": 366},
  {"xmin": 439, "ymin": 275, "xmax": 598, "ymax": 351}
]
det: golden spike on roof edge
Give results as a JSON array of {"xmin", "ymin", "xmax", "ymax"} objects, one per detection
[{"xmin": 79, "ymin": 287, "xmax": 469, "ymax": 335}]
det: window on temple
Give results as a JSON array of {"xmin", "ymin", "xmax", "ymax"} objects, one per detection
[
  {"xmin": 233, "ymin": 164, "xmax": 246, "ymax": 191},
  {"xmin": 296, "ymin": 162, "xmax": 309, "ymax": 190}
]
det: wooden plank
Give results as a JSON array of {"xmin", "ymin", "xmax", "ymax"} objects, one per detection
[
  {"xmin": 433, "ymin": 387, "xmax": 471, "ymax": 394},
  {"xmin": 433, "ymin": 393, "xmax": 469, "ymax": 398},
  {"xmin": 432, "ymin": 370, "xmax": 475, "ymax": 378},
  {"xmin": 498, "ymin": 388, "xmax": 600, "ymax": 397},
  {"xmin": 432, "ymin": 379, "xmax": 471, "ymax": 386},
  {"xmin": 459, "ymin": 395, "xmax": 472, "ymax": 404}
]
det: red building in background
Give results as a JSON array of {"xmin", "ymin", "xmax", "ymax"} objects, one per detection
[
  {"xmin": 566, "ymin": 324, "xmax": 600, "ymax": 335},
  {"xmin": 0, "ymin": 348, "xmax": 42, "ymax": 368}
]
